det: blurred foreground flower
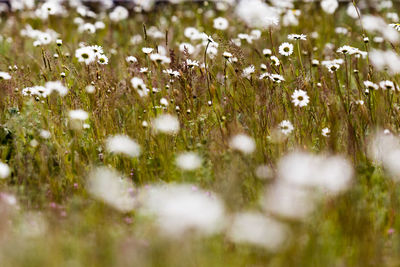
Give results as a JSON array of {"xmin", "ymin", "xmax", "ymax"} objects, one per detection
[
  {"xmin": 87, "ymin": 167, "xmax": 136, "ymax": 213},
  {"xmin": 367, "ymin": 130, "xmax": 400, "ymax": 180},
  {"xmin": 138, "ymin": 184, "xmax": 225, "ymax": 237},
  {"xmin": 229, "ymin": 134, "xmax": 256, "ymax": 154},
  {"xmin": 0, "ymin": 162, "xmax": 10, "ymax": 179},
  {"xmin": 235, "ymin": 0, "xmax": 279, "ymax": 29},
  {"xmin": 228, "ymin": 212, "xmax": 290, "ymax": 251},
  {"xmin": 175, "ymin": 152, "xmax": 202, "ymax": 171},
  {"xmin": 262, "ymin": 151, "xmax": 353, "ymax": 220},
  {"xmin": 152, "ymin": 114, "xmax": 180, "ymax": 134},
  {"xmin": 106, "ymin": 135, "xmax": 141, "ymax": 158}
]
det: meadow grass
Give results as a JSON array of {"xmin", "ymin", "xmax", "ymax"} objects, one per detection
[{"xmin": 0, "ymin": 1, "xmax": 400, "ymax": 266}]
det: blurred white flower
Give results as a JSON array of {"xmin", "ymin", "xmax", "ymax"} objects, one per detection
[
  {"xmin": 367, "ymin": 130, "xmax": 400, "ymax": 180},
  {"xmin": 0, "ymin": 162, "xmax": 10, "ymax": 179},
  {"xmin": 176, "ymin": 152, "xmax": 202, "ymax": 171},
  {"xmin": 45, "ymin": 81, "xmax": 68, "ymax": 96},
  {"xmin": 106, "ymin": 135, "xmax": 141, "ymax": 158},
  {"xmin": 346, "ymin": 3, "xmax": 360, "ymax": 19},
  {"xmin": 152, "ymin": 114, "xmax": 180, "ymax": 134},
  {"xmin": 255, "ymin": 165, "xmax": 273, "ymax": 180},
  {"xmin": 270, "ymin": 56, "xmax": 280, "ymax": 66},
  {"xmin": 242, "ymin": 65, "xmax": 255, "ymax": 79},
  {"xmin": 228, "ymin": 212, "xmax": 289, "ymax": 251},
  {"xmin": 142, "ymin": 47, "xmax": 154, "ymax": 54},
  {"xmin": 87, "ymin": 167, "xmax": 136, "ymax": 213},
  {"xmin": 321, "ymin": 0, "xmax": 338, "ymax": 14},
  {"xmin": 229, "ymin": 134, "xmax": 256, "ymax": 154},
  {"xmin": 39, "ymin": 130, "xmax": 51, "ymax": 139},
  {"xmin": 235, "ymin": 0, "xmax": 279, "ymax": 29},
  {"xmin": 277, "ymin": 151, "xmax": 353, "ymax": 194},
  {"xmin": 379, "ymin": 80, "xmax": 397, "ymax": 91},
  {"xmin": 364, "ymin": 81, "xmax": 379, "ymax": 91},
  {"xmin": 126, "ymin": 56, "xmax": 137, "ymax": 63},
  {"xmin": 0, "ymin": 72, "xmax": 11, "ymax": 80},
  {"xmin": 362, "ymin": 15, "xmax": 399, "ymax": 43},
  {"xmin": 370, "ymin": 49, "xmax": 400, "ymax": 75},
  {"xmin": 288, "ymin": 34, "xmax": 306, "ymax": 40},
  {"xmin": 213, "ymin": 17, "xmax": 229, "ymax": 30},
  {"xmin": 85, "ymin": 85, "xmax": 96, "ymax": 94},
  {"xmin": 322, "ymin": 127, "xmax": 331, "ymax": 137},
  {"xmin": 109, "ymin": 6, "xmax": 129, "ymax": 22},
  {"xmin": 139, "ymin": 184, "xmax": 225, "ymax": 237},
  {"xmin": 261, "ymin": 181, "xmax": 316, "ymax": 220},
  {"xmin": 69, "ymin": 109, "xmax": 89, "ymax": 121}
]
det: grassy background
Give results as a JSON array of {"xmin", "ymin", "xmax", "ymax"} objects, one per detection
[{"xmin": 0, "ymin": 2, "xmax": 399, "ymax": 266}]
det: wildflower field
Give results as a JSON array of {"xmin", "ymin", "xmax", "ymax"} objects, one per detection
[{"xmin": 3, "ymin": 0, "xmax": 400, "ymax": 266}]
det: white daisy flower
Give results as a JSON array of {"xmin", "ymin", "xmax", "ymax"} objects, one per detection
[
  {"xmin": 364, "ymin": 81, "xmax": 379, "ymax": 91},
  {"xmin": 160, "ymin": 98, "xmax": 169, "ymax": 106},
  {"xmin": 322, "ymin": 127, "xmax": 331, "ymax": 137},
  {"xmin": 263, "ymin": 48, "xmax": 272, "ymax": 57},
  {"xmin": 186, "ymin": 59, "xmax": 199, "ymax": 68},
  {"xmin": 269, "ymin": 74, "xmax": 285, "ymax": 83},
  {"xmin": 223, "ymin": 51, "xmax": 233, "ymax": 59},
  {"xmin": 0, "ymin": 72, "xmax": 11, "ymax": 80},
  {"xmin": 242, "ymin": 65, "xmax": 255, "ymax": 78},
  {"xmin": 126, "ymin": 56, "xmax": 137, "ymax": 64},
  {"xmin": 326, "ymin": 63, "xmax": 340, "ymax": 73},
  {"xmin": 97, "ymin": 54, "xmax": 109, "ymax": 65},
  {"xmin": 380, "ymin": 80, "xmax": 397, "ymax": 91},
  {"xmin": 142, "ymin": 47, "xmax": 154, "ymax": 54},
  {"xmin": 75, "ymin": 46, "xmax": 96, "ymax": 65},
  {"xmin": 140, "ymin": 67, "xmax": 149, "ymax": 73},
  {"xmin": 278, "ymin": 42, "xmax": 294, "ymax": 56},
  {"xmin": 279, "ymin": 120, "xmax": 294, "ymax": 135},
  {"xmin": 149, "ymin": 53, "xmax": 171, "ymax": 64},
  {"xmin": 291, "ymin": 89, "xmax": 310, "ymax": 107},
  {"xmin": 337, "ymin": 45, "xmax": 358, "ymax": 54},
  {"xmin": 288, "ymin": 34, "xmax": 307, "ymax": 40},
  {"xmin": 130, "ymin": 77, "xmax": 146, "ymax": 90},
  {"xmin": 163, "ymin": 69, "xmax": 180, "ymax": 77},
  {"xmin": 270, "ymin": 56, "xmax": 280, "ymax": 66}
]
